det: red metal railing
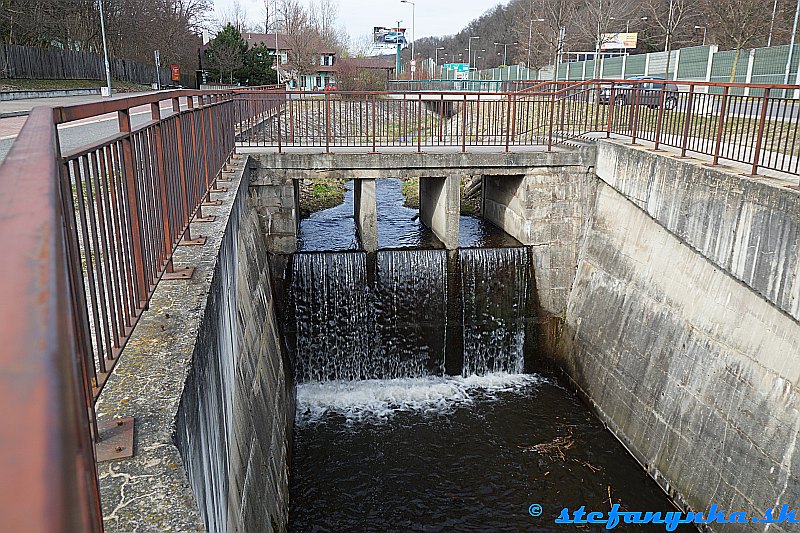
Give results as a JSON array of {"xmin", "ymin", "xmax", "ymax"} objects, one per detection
[
  {"xmin": 0, "ymin": 87, "xmax": 270, "ymax": 532},
  {"xmin": 235, "ymin": 80, "xmax": 800, "ymax": 178}
]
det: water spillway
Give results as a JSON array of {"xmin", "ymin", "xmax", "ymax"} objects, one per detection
[{"xmin": 291, "ymin": 246, "xmax": 530, "ymax": 381}]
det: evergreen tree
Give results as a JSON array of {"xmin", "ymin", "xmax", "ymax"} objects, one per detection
[
  {"xmin": 206, "ymin": 23, "xmax": 247, "ymax": 83},
  {"xmin": 242, "ymin": 44, "xmax": 278, "ymax": 86}
]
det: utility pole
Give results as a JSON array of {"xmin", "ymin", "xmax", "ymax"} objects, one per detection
[
  {"xmin": 401, "ymin": 0, "xmax": 415, "ymax": 78},
  {"xmin": 769, "ymin": 0, "xmax": 780, "ymax": 47},
  {"xmin": 97, "ymin": 0, "xmax": 112, "ymax": 96},
  {"xmin": 784, "ymin": 0, "xmax": 800, "ymax": 97}
]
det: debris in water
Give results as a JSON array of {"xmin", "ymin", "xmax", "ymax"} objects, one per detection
[{"xmin": 520, "ymin": 432, "xmax": 575, "ymax": 461}]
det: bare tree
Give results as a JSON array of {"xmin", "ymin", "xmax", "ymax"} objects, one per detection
[
  {"xmin": 702, "ymin": 0, "xmax": 774, "ymax": 81},
  {"xmin": 514, "ymin": 0, "xmax": 576, "ymax": 78},
  {"xmin": 279, "ymin": 0, "xmax": 323, "ymax": 86},
  {"xmin": 644, "ymin": 0, "xmax": 699, "ymax": 79}
]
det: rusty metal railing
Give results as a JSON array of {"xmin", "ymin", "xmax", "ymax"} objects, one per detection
[
  {"xmin": 0, "ymin": 87, "xmax": 273, "ymax": 531},
  {"xmin": 235, "ymin": 80, "xmax": 800, "ymax": 179}
]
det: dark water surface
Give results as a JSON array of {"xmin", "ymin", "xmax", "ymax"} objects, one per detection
[
  {"xmin": 289, "ymin": 375, "xmax": 691, "ymax": 532},
  {"xmin": 297, "ymin": 178, "xmax": 519, "ymax": 251},
  {"xmin": 290, "ymin": 179, "xmax": 689, "ymax": 532}
]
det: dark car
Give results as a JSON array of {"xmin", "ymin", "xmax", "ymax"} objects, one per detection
[{"xmin": 599, "ymin": 76, "xmax": 679, "ymax": 110}]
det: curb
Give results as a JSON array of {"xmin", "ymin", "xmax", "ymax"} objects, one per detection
[{"xmin": 0, "ymin": 110, "xmax": 29, "ymax": 119}]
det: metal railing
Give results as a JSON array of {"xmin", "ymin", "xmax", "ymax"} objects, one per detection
[
  {"xmin": 236, "ymin": 79, "xmax": 800, "ymax": 178},
  {"xmin": 1, "ymin": 77, "xmax": 799, "ymax": 531},
  {"xmin": 0, "ymin": 87, "xmax": 272, "ymax": 532}
]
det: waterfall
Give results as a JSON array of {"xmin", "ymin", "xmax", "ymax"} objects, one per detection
[
  {"xmin": 291, "ymin": 247, "xmax": 530, "ymax": 382},
  {"xmin": 292, "ymin": 250, "xmax": 447, "ymax": 382},
  {"xmin": 460, "ymin": 248, "xmax": 528, "ymax": 376}
]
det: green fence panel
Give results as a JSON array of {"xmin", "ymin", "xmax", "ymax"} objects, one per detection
[
  {"xmin": 603, "ymin": 57, "xmax": 623, "ymax": 78},
  {"xmin": 625, "ymin": 55, "xmax": 646, "ymax": 77},
  {"xmin": 676, "ymin": 46, "xmax": 711, "ymax": 80}
]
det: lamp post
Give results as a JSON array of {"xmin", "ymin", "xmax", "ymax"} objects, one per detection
[
  {"xmin": 694, "ymin": 25, "xmax": 707, "ymax": 46},
  {"xmin": 401, "ymin": 0, "xmax": 415, "ymax": 78},
  {"xmin": 494, "ymin": 41, "xmax": 518, "ymax": 66},
  {"xmin": 435, "ymin": 46, "xmax": 445, "ymax": 78},
  {"xmin": 97, "ymin": 0, "xmax": 112, "ymax": 96},
  {"xmin": 468, "ymin": 36, "xmax": 480, "ymax": 73}
]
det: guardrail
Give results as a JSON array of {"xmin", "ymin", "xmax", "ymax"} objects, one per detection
[
  {"xmin": 237, "ymin": 79, "xmax": 800, "ymax": 178},
  {"xmin": 0, "ymin": 87, "xmax": 274, "ymax": 532}
]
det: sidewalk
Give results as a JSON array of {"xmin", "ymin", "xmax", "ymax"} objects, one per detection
[{"xmin": 0, "ymin": 90, "xmax": 155, "ymax": 117}]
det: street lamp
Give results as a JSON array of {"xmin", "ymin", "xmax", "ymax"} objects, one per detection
[
  {"xmin": 435, "ymin": 46, "xmax": 445, "ymax": 78},
  {"xmin": 609, "ymin": 16, "xmax": 648, "ymax": 33},
  {"xmin": 468, "ymin": 36, "xmax": 480, "ymax": 72},
  {"xmin": 694, "ymin": 25, "xmax": 707, "ymax": 46},
  {"xmin": 401, "ymin": 0, "xmax": 415, "ymax": 78},
  {"xmin": 97, "ymin": 0, "xmax": 112, "ymax": 96},
  {"xmin": 494, "ymin": 41, "xmax": 518, "ymax": 66},
  {"xmin": 527, "ymin": 18, "xmax": 545, "ymax": 68}
]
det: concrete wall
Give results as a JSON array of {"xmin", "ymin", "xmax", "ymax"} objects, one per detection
[
  {"xmin": 482, "ymin": 165, "xmax": 597, "ymax": 316},
  {"xmin": 96, "ymin": 158, "xmax": 293, "ymax": 533},
  {"xmin": 175, "ymin": 168, "xmax": 294, "ymax": 533},
  {"xmin": 419, "ymin": 176, "xmax": 460, "ymax": 249},
  {"xmin": 354, "ymin": 179, "xmax": 378, "ymax": 252},
  {"xmin": 596, "ymin": 141, "xmax": 800, "ymax": 322},
  {"xmin": 559, "ymin": 181, "xmax": 800, "ymax": 531},
  {"xmin": 249, "ymin": 156, "xmax": 299, "ymax": 254}
]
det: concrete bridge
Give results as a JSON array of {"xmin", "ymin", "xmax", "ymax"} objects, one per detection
[{"xmin": 1, "ymin": 83, "xmax": 800, "ymax": 532}]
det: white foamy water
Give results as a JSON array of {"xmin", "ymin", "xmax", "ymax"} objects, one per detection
[{"xmin": 296, "ymin": 373, "xmax": 545, "ymax": 425}]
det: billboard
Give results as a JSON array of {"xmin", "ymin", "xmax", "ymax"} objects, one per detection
[
  {"xmin": 600, "ymin": 32, "xmax": 638, "ymax": 51},
  {"xmin": 374, "ymin": 26, "xmax": 407, "ymax": 47}
]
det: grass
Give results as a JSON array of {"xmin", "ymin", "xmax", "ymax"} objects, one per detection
[
  {"xmin": 400, "ymin": 178, "xmax": 419, "ymax": 209},
  {"xmin": 299, "ymin": 178, "xmax": 345, "ymax": 217},
  {"xmin": 0, "ymin": 78, "xmax": 151, "ymax": 92}
]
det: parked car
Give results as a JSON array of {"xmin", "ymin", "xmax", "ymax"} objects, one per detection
[{"xmin": 599, "ymin": 76, "xmax": 679, "ymax": 110}]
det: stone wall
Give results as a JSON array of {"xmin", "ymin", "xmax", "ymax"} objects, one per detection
[
  {"xmin": 174, "ymin": 163, "xmax": 294, "ymax": 532},
  {"xmin": 96, "ymin": 157, "xmax": 293, "ymax": 533},
  {"xmin": 482, "ymin": 165, "xmax": 597, "ymax": 316},
  {"xmin": 559, "ymin": 181, "xmax": 800, "ymax": 531}
]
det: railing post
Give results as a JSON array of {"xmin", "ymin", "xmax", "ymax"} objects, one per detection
[
  {"xmin": 679, "ymin": 85, "xmax": 695, "ymax": 157},
  {"xmin": 417, "ymin": 93, "xmax": 422, "ymax": 153},
  {"xmin": 371, "ymin": 94, "xmax": 377, "ymax": 152},
  {"xmin": 277, "ymin": 93, "xmax": 283, "ymax": 154},
  {"xmin": 630, "ymin": 84, "xmax": 641, "ymax": 144},
  {"xmin": 461, "ymin": 93, "xmax": 467, "ymax": 153},
  {"xmin": 547, "ymin": 90, "xmax": 555, "ymax": 151},
  {"xmin": 606, "ymin": 83, "xmax": 615, "ymax": 138},
  {"xmin": 117, "ymin": 108, "xmax": 149, "ymax": 307},
  {"xmin": 712, "ymin": 86, "xmax": 730, "ymax": 165},
  {"xmin": 325, "ymin": 91, "xmax": 331, "ymax": 153},
  {"xmin": 149, "ymin": 102, "xmax": 176, "ymax": 273},
  {"xmin": 750, "ymin": 87, "xmax": 771, "ymax": 176},
  {"xmin": 653, "ymin": 83, "xmax": 667, "ymax": 150},
  {"xmin": 505, "ymin": 92, "xmax": 513, "ymax": 152}
]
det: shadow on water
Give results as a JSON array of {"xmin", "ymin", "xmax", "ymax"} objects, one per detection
[{"xmin": 289, "ymin": 177, "xmax": 692, "ymax": 532}]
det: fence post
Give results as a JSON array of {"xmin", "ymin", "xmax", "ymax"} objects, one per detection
[
  {"xmin": 461, "ymin": 93, "xmax": 467, "ymax": 153},
  {"xmin": 148, "ymin": 102, "xmax": 176, "ymax": 272},
  {"xmin": 325, "ymin": 91, "xmax": 331, "ymax": 153},
  {"xmin": 606, "ymin": 83, "xmax": 616, "ymax": 138},
  {"xmin": 679, "ymin": 85, "xmax": 695, "ymax": 156},
  {"xmin": 371, "ymin": 94, "xmax": 377, "ymax": 152},
  {"xmin": 712, "ymin": 86, "xmax": 730, "ymax": 165},
  {"xmin": 653, "ymin": 84, "xmax": 667, "ymax": 150},
  {"xmin": 750, "ymin": 87, "xmax": 771, "ymax": 176},
  {"xmin": 417, "ymin": 93, "xmax": 422, "ymax": 153},
  {"xmin": 547, "ymin": 90, "xmax": 555, "ymax": 151},
  {"xmin": 117, "ymin": 109, "xmax": 149, "ymax": 307},
  {"xmin": 630, "ymin": 85, "xmax": 641, "ymax": 144}
]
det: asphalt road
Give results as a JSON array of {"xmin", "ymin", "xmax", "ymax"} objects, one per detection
[{"xmin": 0, "ymin": 91, "xmax": 181, "ymax": 164}]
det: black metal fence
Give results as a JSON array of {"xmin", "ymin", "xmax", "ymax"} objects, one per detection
[{"xmin": 0, "ymin": 44, "xmax": 196, "ymax": 88}]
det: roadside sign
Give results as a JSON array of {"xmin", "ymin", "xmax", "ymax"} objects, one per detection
[
  {"xmin": 443, "ymin": 63, "xmax": 469, "ymax": 73},
  {"xmin": 170, "ymin": 64, "xmax": 180, "ymax": 82}
]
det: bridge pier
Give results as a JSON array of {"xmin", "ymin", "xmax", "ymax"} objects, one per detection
[
  {"xmin": 419, "ymin": 176, "xmax": 460, "ymax": 249},
  {"xmin": 354, "ymin": 178, "xmax": 378, "ymax": 252}
]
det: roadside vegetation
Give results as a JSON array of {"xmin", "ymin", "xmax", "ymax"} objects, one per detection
[
  {"xmin": 299, "ymin": 178, "xmax": 346, "ymax": 217},
  {"xmin": 0, "ymin": 79, "xmax": 151, "ymax": 92},
  {"xmin": 399, "ymin": 177, "xmax": 482, "ymax": 215}
]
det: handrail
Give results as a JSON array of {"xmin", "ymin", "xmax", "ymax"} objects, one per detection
[{"xmin": 0, "ymin": 108, "xmax": 103, "ymax": 532}]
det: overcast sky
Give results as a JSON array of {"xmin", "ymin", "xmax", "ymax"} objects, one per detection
[{"xmin": 213, "ymin": 0, "xmax": 497, "ymax": 43}]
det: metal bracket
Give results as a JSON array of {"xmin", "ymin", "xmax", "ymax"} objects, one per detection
[
  {"xmin": 202, "ymin": 199, "xmax": 223, "ymax": 206},
  {"xmin": 194, "ymin": 215, "xmax": 216, "ymax": 223},
  {"xmin": 163, "ymin": 267, "xmax": 195, "ymax": 279},
  {"xmin": 210, "ymin": 187, "xmax": 228, "ymax": 193},
  {"xmin": 96, "ymin": 418, "xmax": 134, "ymax": 462},
  {"xmin": 179, "ymin": 236, "xmax": 207, "ymax": 246}
]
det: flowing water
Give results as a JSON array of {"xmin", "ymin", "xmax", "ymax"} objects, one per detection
[{"xmin": 287, "ymin": 179, "xmax": 690, "ymax": 532}]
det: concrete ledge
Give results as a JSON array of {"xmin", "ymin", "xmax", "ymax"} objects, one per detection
[
  {"xmin": 248, "ymin": 148, "xmax": 596, "ymax": 181},
  {"xmin": 596, "ymin": 140, "xmax": 800, "ymax": 322},
  {"xmin": 0, "ymin": 88, "xmax": 102, "ymax": 101},
  {"xmin": 96, "ymin": 161, "xmax": 249, "ymax": 532}
]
